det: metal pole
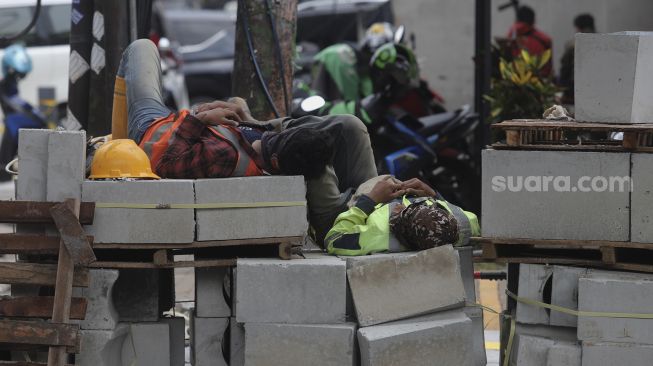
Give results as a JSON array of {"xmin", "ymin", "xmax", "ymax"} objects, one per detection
[
  {"xmin": 66, "ymin": 0, "xmax": 94, "ymax": 131},
  {"xmin": 129, "ymin": 0, "xmax": 138, "ymax": 42}
]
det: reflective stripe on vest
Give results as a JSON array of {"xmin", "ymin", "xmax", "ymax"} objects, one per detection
[
  {"xmin": 386, "ymin": 201, "xmax": 407, "ymax": 252},
  {"xmin": 139, "ymin": 110, "xmax": 262, "ymax": 177},
  {"xmin": 447, "ymin": 203, "xmax": 472, "ymax": 246}
]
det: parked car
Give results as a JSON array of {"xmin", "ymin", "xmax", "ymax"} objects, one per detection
[{"xmin": 152, "ymin": 0, "xmax": 392, "ymax": 104}]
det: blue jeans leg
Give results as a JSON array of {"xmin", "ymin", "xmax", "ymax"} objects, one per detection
[{"xmin": 117, "ymin": 39, "xmax": 172, "ymax": 143}]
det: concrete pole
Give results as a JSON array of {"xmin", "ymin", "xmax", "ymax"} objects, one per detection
[
  {"xmin": 232, "ymin": 0, "xmax": 297, "ymax": 120},
  {"xmin": 66, "ymin": 0, "xmax": 94, "ymax": 131}
]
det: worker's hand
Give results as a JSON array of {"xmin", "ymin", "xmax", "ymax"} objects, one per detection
[
  {"xmin": 195, "ymin": 108, "xmax": 242, "ymax": 127},
  {"xmin": 195, "ymin": 99, "xmax": 254, "ymax": 122},
  {"xmin": 366, "ymin": 176, "xmax": 406, "ymax": 204},
  {"xmin": 401, "ymin": 178, "xmax": 436, "ymax": 198}
]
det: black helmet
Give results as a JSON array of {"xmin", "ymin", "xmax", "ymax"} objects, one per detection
[{"xmin": 369, "ymin": 43, "xmax": 419, "ymax": 93}]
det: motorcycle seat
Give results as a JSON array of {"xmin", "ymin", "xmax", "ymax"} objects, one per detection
[{"xmin": 418, "ymin": 111, "xmax": 457, "ymax": 136}]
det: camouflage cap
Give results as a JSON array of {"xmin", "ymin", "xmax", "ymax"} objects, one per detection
[{"xmin": 389, "ymin": 200, "xmax": 459, "ymax": 250}]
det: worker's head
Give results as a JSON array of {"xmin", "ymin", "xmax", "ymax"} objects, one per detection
[
  {"xmin": 574, "ymin": 14, "xmax": 595, "ymax": 33},
  {"xmin": 261, "ymin": 128, "xmax": 334, "ymax": 179},
  {"xmin": 389, "ymin": 200, "xmax": 459, "ymax": 250},
  {"xmin": 517, "ymin": 6, "xmax": 535, "ymax": 26}
]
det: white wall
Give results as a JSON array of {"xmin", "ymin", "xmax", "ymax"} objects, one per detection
[{"xmin": 394, "ymin": 0, "xmax": 653, "ymax": 109}]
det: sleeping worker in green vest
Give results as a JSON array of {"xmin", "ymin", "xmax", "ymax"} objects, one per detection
[{"xmin": 325, "ymin": 175, "xmax": 480, "ymax": 256}]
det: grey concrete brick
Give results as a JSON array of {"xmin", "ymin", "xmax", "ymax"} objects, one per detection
[
  {"xmin": 550, "ymin": 266, "xmax": 589, "ymax": 327},
  {"xmin": 194, "ymin": 176, "xmax": 307, "ymax": 241},
  {"xmin": 161, "ymin": 317, "xmax": 185, "ymax": 366},
  {"xmin": 513, "ymin": 323, "xmax": 578, "ymax": 343},
  {"xmin": 516, "ymin": 264, "xmax": 552, "ymax": 325},
  {"xmin": 358, "ymin": 310, "xmax": 473, "ymax": 366},
  {"xmin": 46, "ymin": 130, "xmax": 85, "ymax": 201},
  {"xmin": 482, "ymin": 149, "xmax": 630, "ymax": 241},
  {"xmin": 464, "ymin": 306, "xmax": 487, "ymax": 366},
  {"xmin": 582, "ymin": 342, "xmax": 653, "ymax": 366},
  {"xmin": 191, "ymin": 316, "xmax": 228, "ymax": 366},
  {"xmin": 575, "ymin": 32, "xmax": 653, "ymax": 123},
  {"xmin": 82, "ymin": 180, "xmax": 195, "ymax": 243},
  {"xmin": 80, "ymin": 269, "xmax": 119, "ymax": 330},
  {"xmin": 16, "ymin": 129, "xmax": 52, "ymax": 201},
  {"xmin": 76, "ymin": 329, "xmax": 118, "ymax": 366},
  {"xmin": 458, "ymin": 246, "xmax": 476, "ymax": 303},
  {"xmin": 546, "ymin": 342, "xmax": 581, "ymax": 366},
  {"xmin": 121, "ymin": 323, "xmax": 171, "ymax": 366},
  {"xmin": 578, "ymin": 275, "xmax": 653, "ymax": 344},
  {"xmin": 348, "ymin": 245, "xmax": 465, "ymax": 326},
  {"xmin": 244, "ymin": 322, "xmax": 357, "ymax": 366},
  {"xmin": 229, "ymin": 318, "xmax": 245, "ymax": 366},
  {"xmin": 112, "ymin": 269, "xmax": 160, "ymax": 322},
  {"xmin": 510, "ymin": 334, "xmax": 554, "ymax": 366},
  {"xmin": 236, "ymin": 255, "xmax": 347, "ymax": 324},
  {"xmin": 631, "ymin": 153, "xmax": 653, "ymax": 243},
  {"xmin": 195, "ymin": 267, "xmax": 231, "ymax": 317}
]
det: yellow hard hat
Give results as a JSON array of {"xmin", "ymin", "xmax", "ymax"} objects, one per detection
[{"xmin": 89, "ymin": 139, "xmax": 160, "ymax": 180}]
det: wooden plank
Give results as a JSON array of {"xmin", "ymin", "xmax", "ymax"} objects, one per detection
[
  {"xmin": 0, "ymin": 297, "xmax": 87, "ymax": 319},
  {"xmin": 92, "ymin": 236, "xmax": 303, "ymax": 250},
  {"xmin": 623, "ymin": 131, "xmax": 639, "ymax": 150},
  {"xmin": 153, "ymin": 250, "xmax": 170, "ymax": 265},
  {"xmin": 493, "ymin": 120, "xmax": 653, "ymax": 131},
  {"xmin": 278, "ymin": 242, "xmax": 292, "ymax": 260},
  {"xmin": 0, "ymin": 320, "xmax": 79, "ymax": 350},
  {"xmin": 88, "ymin": 258, "xmax": 236, "ymax": 269},
  {"xmin": 0, "ymin": 234, "xmax": 94, "ymax": 255},
  {"xmin": 48, "ymin": 199, "xmax": 79, "ymax": 366},
  {"xmin": 601, "ymin": 247, "xmax": 617, "ymax": 264},
  {"xmin": 0, "ymin": 263, "xmax": 89, "ymax": 287},
  {"xmin": 471, "ymin": 237, "xmax": 653, "ymax": 250},
  {"xmin": 0, "ymin": 201, "xmax": 94, "ymax": 224},
  {"xmin": 505, "ymin": 130, "xmax": 520, "ymax": 146},
  {"xmin": 0, "ymin": 361, "xmax": 73, "ymax": 366},
  {"xmin": 50, "ymin": 202, "xmax": 96, "ymax": 266},
  {"xmin": 482, "ymin": 243, "xmax": 498, "ymax": 259}
]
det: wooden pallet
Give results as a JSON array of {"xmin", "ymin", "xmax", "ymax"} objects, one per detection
[
  {"xmin": 0, "ymin": 199, "xmax": 96, "ymax": 366},
  {"xmin": 88, "ymin": 236, "xmax": 304, "ymax": 269},
  {"xmin": 491, "ymin": 119, "xmax": 653, "ymax": 152},
  {"xmin": 473, "ymin": 237, "xmax": 653, "ymax": 273}
]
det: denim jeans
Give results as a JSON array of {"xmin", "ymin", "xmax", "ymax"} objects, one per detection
[{"xmin": 117, "ymin": 39, "xmax": 171, "ymax": 143}]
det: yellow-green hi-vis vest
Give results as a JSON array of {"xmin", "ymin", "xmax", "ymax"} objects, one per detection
[{"xmin": 326, "ymin": 196, "xmax": 480, "ymax": 256}]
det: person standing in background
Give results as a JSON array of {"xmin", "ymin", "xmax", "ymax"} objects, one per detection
[
  {"xmin": 559, "ymin": 14, "xmax": 596, "ymax": 104},
  {"xmin": 506, "ymin": 6, "xmax": 553, "ymax": 77}
]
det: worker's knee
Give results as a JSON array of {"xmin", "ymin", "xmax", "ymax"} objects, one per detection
[
  {"xmin": 126, "ymin": 39, "xmax": 158, "ymax": 57},
  {"xmin": 329, "ymin": 114, "xmax": 369, "ymax": 137}
]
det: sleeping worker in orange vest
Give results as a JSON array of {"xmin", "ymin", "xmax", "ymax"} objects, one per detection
[{"xmin": 115, "ymin": 39, "xmax": 378, "ymax": 247}]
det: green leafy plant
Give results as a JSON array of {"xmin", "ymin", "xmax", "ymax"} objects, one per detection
[{"xmin": 485, "ymin": 49, "xmax": 559, "ymax": 123}]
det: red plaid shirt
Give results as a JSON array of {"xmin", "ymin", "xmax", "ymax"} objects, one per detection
[{"xmin": 155, "ymin": 114, "xmax": 265, "ymax": 178}]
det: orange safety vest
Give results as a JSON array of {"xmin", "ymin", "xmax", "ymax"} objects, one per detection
[{"xmin": 138, "ymin": 110, "xmax": 264, "ymax": 177}]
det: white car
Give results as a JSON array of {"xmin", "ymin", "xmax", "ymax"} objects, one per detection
[{"xmin": 0, "ymin": 0, "xmax": 71, "ymax": 111}]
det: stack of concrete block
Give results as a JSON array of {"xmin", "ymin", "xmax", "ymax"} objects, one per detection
[
  {"xmin": 233, "ymin": 254, "xmax": 355, "ymax": 366},
  {"xmin": 348, "ymin": 245, "xmax": 485, "ymax": 366},
  {"xmin": 191, "ymin": 267, "xmax": 231, "ymax": 366}
]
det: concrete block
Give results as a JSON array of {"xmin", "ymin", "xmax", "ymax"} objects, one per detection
[
  {"xmin": 112, "ymin": 269, "xmax": 160, "ymax": 322},
  {"xmin": 229, "ymin": 318, "xmax": 245, "ymax": 366},
  {"xmin": 578, "ymin": 276, "xmax": 653, "ymax": 344},
  {"xmin": 513, "ymin": 323, "xmax": 579, "ymax": 343},
  {"xmin": 546, "ymin": 342, "xmax": 581, "ymax": 366},
  {"xmin": 550, "ymin": 266, "xmax": 589, "ymax": 327},
  {"xmin": 76, "ymin": 329, "xmax": 119, "ymax": 366},
  {"xmin": 358, "ymin": 310, "xmax": 473, "ymax": 366},
  {"xmin": 195, "ymin": 267, "xmax": 231, "ymax": 317},
  {"xmin": 46, "ymin": 130, "xmax": 86, "ymax": 201},
  {"xmin": 236, "ymin": 255, "xmax": 347, "ymax": 324},
  {"xmin": 482, "ymin": 149, "xmax": 630, "ymax": 241},
  {"xmin": 511, "ymin": 334, "xmax": 555, "ymax": 366},
  {"xmin": 582, "ymin": 342, "xmax": 653, "ymax": 366},
  {"xmin": 16, "ymin": 129, "xmax": 51, "ymax": 201},
  {"xmin": 464, "ymin": 306, "xmax": 487, "ymax": 366},
  {"xmin": 244, "ymin": 322, "xmax": 357, "ymax": 366},
  {"xmin": 82, "ymin": 180, "xmax": 195, "ymax": 243},
  {"xmin": 575, "ymin": 32, "xmax": 653, "ymax": 124},
  {"xmin": 191, "ymin": 316, "xmax": 228, "ymax": 366},
  {"xmin": 348, "ymin": 245, "xmax": 465, "ymax": 326},
  {"xmin": 457, "ymin": 246, "xmax": 476, "ymax": 303},
  {"xmin": 631, "ymin": 153, "xmax": 653, "ymax": 243},
  {"xmin": 120, "ymin": 323, "xmax": 170, "ymax": 366},
  {"xmin": 194, "ymin": 176, "xmax": 307, "ymax": 241},
  {"xmin": 161, "ymin": 317, "xmax": 185, "ymax": 366},
  {"xmin": 80, "ymin": 269, "xmax": 119, "ymax": 330}
]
